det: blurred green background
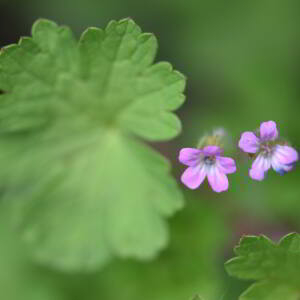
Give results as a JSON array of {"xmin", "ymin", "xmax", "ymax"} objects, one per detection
[{"xmin": 0, "ymin": 0, "xmax": 299, "ymax": 299}]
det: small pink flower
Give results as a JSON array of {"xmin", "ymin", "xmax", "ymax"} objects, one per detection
[
  {"xmin": 179, "ymin": 146, "xmax": 236, "ymax": 192},
  {"xmin": 239, "ymin": 120, "xmax": 298, "ymax": 181}
]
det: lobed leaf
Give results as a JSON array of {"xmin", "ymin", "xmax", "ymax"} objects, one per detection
[
  {"xmin": 225, "ymin": 233, "xmax": 300, "ymax": 300},
  {"xmin": 0, "ymin": 18, "xmax": 185, "ymax": 271}
]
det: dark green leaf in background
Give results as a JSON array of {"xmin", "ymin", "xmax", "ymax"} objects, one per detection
[{"xmin": 0, "ymin": 18, "xmax": 185, "ymax": 271}]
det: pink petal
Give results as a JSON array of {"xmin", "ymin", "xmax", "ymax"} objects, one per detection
[
  {"xmin": 251, "ymin": 154, "xmax": 271, "ymax": 171},
  {"xmin": 216, "ymin": 156, "xmax": 237, "ymax": 174},
  {"xmin": 202, "ymin": 146, "xmax": 223, "ymax": 156},
  {"xmin": 181, "ymin": 165, "xmax": 206, "ymax": 189},
  {"xmin": 238, "ymin": 131, "xmax": 260, "ymax": 153},
  {"xmin": 273, "ymin": 145, "xmax": 298, "ymax": 165},
  {"xmin": 249, "ymin": 168, "xmax": 265, "ymax": 181},
  {"xmin": 260, "ymin": 121, "xmax": 278, "ymax": 141},
  {"xmin": 249, "ymin": 154, "xmax": 271, "ymax": 181},
  {"xmin": 271, "ymin": 145, "xmax": 298, "ymax": 175},
  {"xmin": 179, "ymin": 148, "xmax": 202, "ymax": 166},
  {"xmin": 271, "ymin": 156, "xmax": 294, "ymax": 175},
  {"xmin": 207, "ymin": 166, "xmax": 229, "ymax": 193}
]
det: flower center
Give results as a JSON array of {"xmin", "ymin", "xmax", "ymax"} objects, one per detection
[
  {"xmin": 204, "ymin": 156, "xmax": 216, "ymax": 165},
  {"xmin": 260, "ymin": 142, "xmax": 275, "ymax": 157}
]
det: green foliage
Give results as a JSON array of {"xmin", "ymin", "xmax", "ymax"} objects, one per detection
[
  {"xmin": 0, "ymin": 18, "xmax": 185, "ymax": 271},
  {"xmin": 225, "ymin": 233, "xmax": 300, "ymax": 300},
  {"xmin": 0, "ymin": 203, "xmax": 65, "ymax": 300},
  {"xmin": 1, "ymin": 1, "xmax": 300, "ymax": 298},
  {"xmin": 191, "ymin": 295, "xmax": 204, "ymax": 300},
  {"xmin": 57, "ymin": 195, "xmax": 230, "ymax": 300}
]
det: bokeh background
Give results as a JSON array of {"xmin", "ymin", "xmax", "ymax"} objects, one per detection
[{"xmin": 0, "ymin": 0, "xmax": 299, "ymax": 299}]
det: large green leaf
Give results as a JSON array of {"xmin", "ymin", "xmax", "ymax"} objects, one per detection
[
  {"xmin": 0, "ymin": 18, "xmax": 185, "ymax": 271},
  {"xmin": 56, "ymin": 195, "xmax": 230, "ymax": 300},
  {"xmin": 225, "ymin": 233, "xmax": 300, "ymax": 300},
  {"xmin": 0, "ymin": 203, "xmax": 65, "ymax": 300}
]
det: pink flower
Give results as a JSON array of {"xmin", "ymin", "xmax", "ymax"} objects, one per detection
[
  {"xmin": 239, "ymin": 120, "xmax": 298, "ymax": 181},
  {"xmin": 179, "ymin": 146, "xmax": 236, "ymax": 192}
]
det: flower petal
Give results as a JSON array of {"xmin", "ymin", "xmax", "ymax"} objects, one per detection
[
  {"xmin": 249, "ymin": 168, "xmax": 265, "ymax": 181},
  {"xmin": 260, "ymin": 121, "xmax": 278, "ymax": 141},
  {"xmin": 273, "ymin": 145, "xmax": 298, "ymax": 165},
  {"xmin": 178, "ymin": 148, "xmax": 202, "ymax": 166},
  {"xmin": 249, "ymin": 154, "xmax": 271, "ymax": 181},
  {"xmin": 238, "ymin": 131, "xmax": 260, "ymax": 153},
  {"xmin": 207, "ymin": 166, "xmax": 229, "ymax": 193},
  {"xmin": 202, "ymin": 146, "xmax": 223, "ymax": 156},
  {"xmin": 181, "ymin": 164, "xmax": 206, "ymax": 189},
  {"xmin": 216, "ymin": 156, "xmax": 237, "ymax": 174},
  {"xmin": 271, "ymin": 145, "xmax": 298, "ymax": 175},
  {"xmin": 271, "ymin": 158, "xmax": 293, "ymax": 175},
  {"xmin": 252, "ymin": 154, "xmax": 271, "ymax": 171}
]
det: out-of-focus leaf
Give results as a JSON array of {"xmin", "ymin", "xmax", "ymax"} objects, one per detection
[
  {"xmin": 0, "ymin": 18, "xmax": 185, "ymax": 271},
  {"xmin": 0, "ymin": 203, "xmax": 65, "ymax": 300},
  {"xmin": 60, "ymin": 195, "xmax": 230, "ymax": 300},
  {"xmin": 191, "ymin": 295, "xmax": 204, "ymax": 300},
  {"xmin": 225, "ymin": 233, "xmax": 300, "ymax": 300}
]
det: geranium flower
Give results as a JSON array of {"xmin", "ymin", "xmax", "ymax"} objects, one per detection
[
  {"xmin": 179, "ymin": 146, "xmax": 236, "ymax": 192},
  {"xmin": 239, "ymin": 120, "xmax": 298, "ymax": 180}
]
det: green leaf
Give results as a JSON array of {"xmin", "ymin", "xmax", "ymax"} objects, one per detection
[
  {"xmin": 225, "ymin": 233, "xmax": 300, "ymax": 300},
  {"xmin": 191, "ymin": 296, "xmax": 204, "ymax": 300},
  {"xmin": 0, "ymin": 18, "xmax": 185, "ymax": 271},
  {"xmin": 0, "ymin": 203, "xmax": 65, "ymax": 300},
  {"xmin": 62, "ymin": 195, "xmax": 230, "ymax": 300}
]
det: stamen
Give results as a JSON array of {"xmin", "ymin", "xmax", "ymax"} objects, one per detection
[
  {"xmin": 204, "ymin": 156, "xmax": 216, "ymax": 165},
  {"xmin": 260, "ymin": 142, "xmax": 275, "ymax": 156}
]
